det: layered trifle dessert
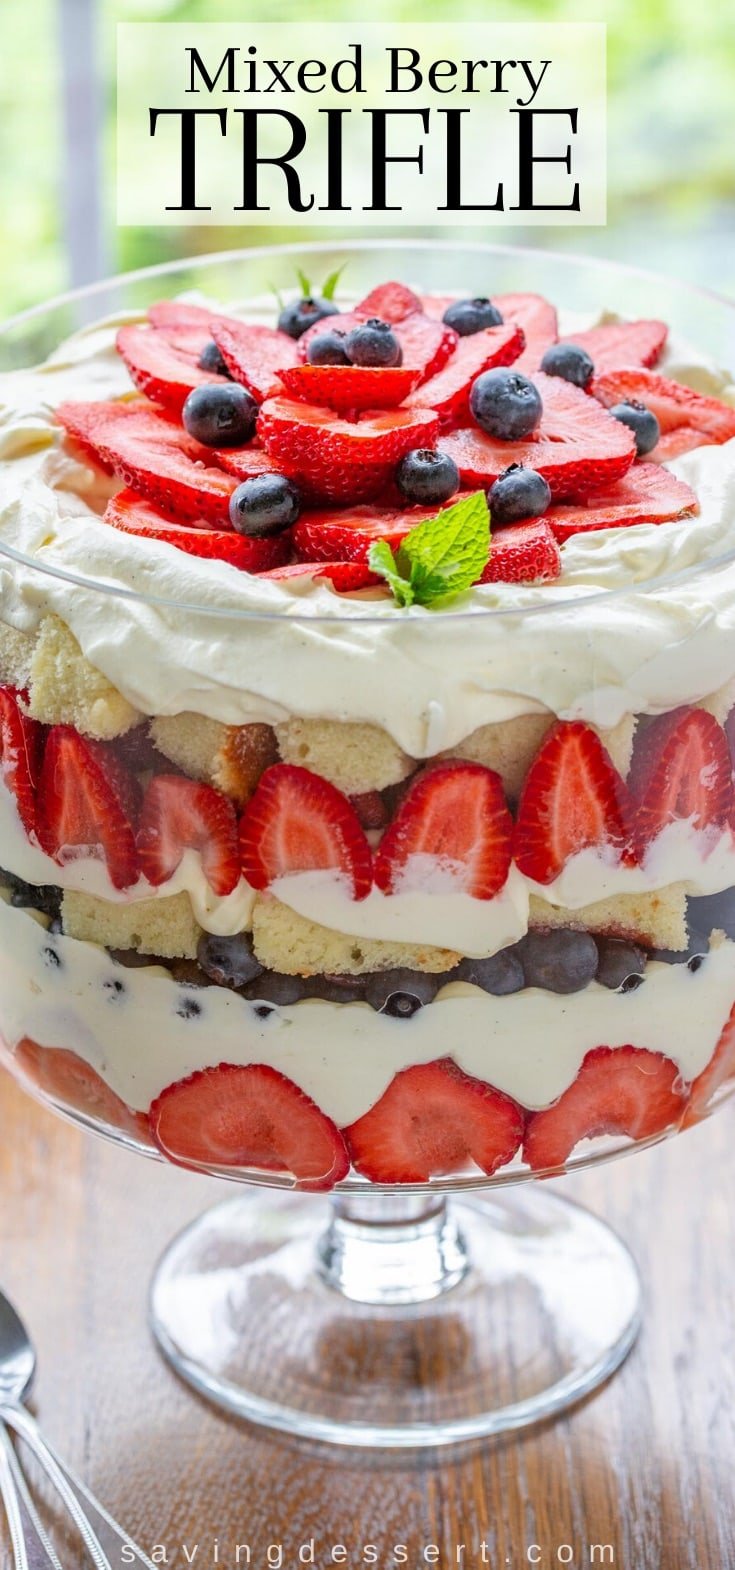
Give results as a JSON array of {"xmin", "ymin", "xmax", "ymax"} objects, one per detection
[{"xmin": 1, "ymin": 268, "xmax": 735, "ymax": 1189}]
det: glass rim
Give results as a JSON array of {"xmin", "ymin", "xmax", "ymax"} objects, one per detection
[{"xmin": 1, "ymin": 236, "xmax": 734, "ymax": 625}]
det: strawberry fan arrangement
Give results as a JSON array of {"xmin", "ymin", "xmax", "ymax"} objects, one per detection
[{"xmin": 55, "ymin": 274, "xmax": 735, "ymax": 607}]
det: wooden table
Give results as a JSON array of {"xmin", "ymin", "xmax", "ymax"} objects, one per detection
[{"xmin": 0, "ymin": 1070, "xmax": 733, "ymax": 1570}]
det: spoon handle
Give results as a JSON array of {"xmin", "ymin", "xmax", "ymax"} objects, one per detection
[
  {"xmin": 0, "ymin": 1403, "xmax": 156, "ymax": 1570},
  {"xmin": 0, "ymin": 1428, "xmax": 30, "ymax": 1570},
  {"xmin": 0, "ymin": 1427, "xmax": 62, "ymax": 1570}
]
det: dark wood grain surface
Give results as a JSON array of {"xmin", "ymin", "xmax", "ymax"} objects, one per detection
[{"xmin": 0, "ymin": 1070, "xmax": 733, "ymax": 1570}]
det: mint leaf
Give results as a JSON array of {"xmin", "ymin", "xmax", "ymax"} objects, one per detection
[
  {"xmin": 296, "ymin": 268, "xmax": 312, "ymax": 298},
  {"xmin": 369, "ymin": 491, "xmax": 491, "ymax": 608},
  {"xmin": 268, "ymin": 281, "xmax": 285, "ymax": 311},
  {"xmin": 321, "ymin": 264, "xmax": 346, "ymax": 302},
  {"xmin": 368, "ymin": 539, "xmax": 415, "ymax": 606}
]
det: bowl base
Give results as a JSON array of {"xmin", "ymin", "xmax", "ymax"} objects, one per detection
[{"xmin": 149, "ymin": 1186, "xmax": 641, "ymax": 1451}]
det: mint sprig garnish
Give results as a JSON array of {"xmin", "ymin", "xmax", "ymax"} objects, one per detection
[
  {"xmin": 368, "ymin": 491, "xmax": 491, "ymax": 608},
  {"xmin": 295, "ymin": 265, "xmax": 346, "ymax": 302}
]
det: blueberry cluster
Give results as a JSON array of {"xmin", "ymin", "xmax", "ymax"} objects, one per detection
[{"xmin": 307, "ymin": 318, "xmax": 402, "ymax": 369}]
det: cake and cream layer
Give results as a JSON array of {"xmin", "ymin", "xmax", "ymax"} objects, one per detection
[{"xmin": 0, "ymin": 892, "xmax": 732, "ymax": 1124}]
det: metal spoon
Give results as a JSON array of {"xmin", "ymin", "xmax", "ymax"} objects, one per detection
[{"xmin": 0, "ymin": 1289, "xmax": 155, "ymax": 1568}]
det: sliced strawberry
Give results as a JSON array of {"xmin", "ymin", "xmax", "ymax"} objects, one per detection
[
  {"xmin": 37, "ymin": 727, "xmax": 138, "ymax": 890},
  {"xmin": 116, "ymin": 324, "xmax": 228, "ymax": 413},
  {"xmin": 344, "ymin": 1058, "xmax": 524, "ymax": 1183},
  {"xmin": 629, "ymin": 707, "xmax": 733, "ymax": 851},
  {"xmin": 0, "ymin": 686, "xmax": 42, "ymax": 835},
  {"xmin": 514, "ymin": 721, "xmax": 635, "ymax": 885},
  {"xmin": 419, "ymin": 294, "xmax": 457, "ymax": 321},
  {"xmin": 684, "ymin": 1001, "xmax": 735, "ymax": 1126},
  {"xmin": 210, "ymin": 318, "xmax": 299, "ymax": 402},
  {"xmin": 354, "ymin": 281, "xmax": 423, "ymax": 322},
  {"xmin": 299, "ymin": 312, "xmax": 456, "ymax": 384},
  {"xmin": 494, "ymin": 292, "xmax": 558, "ymax": 373},
  {"xmin": 147, "ymin": 300, "xmax": 216, "ymax": 334},
  {"xmin": 440, "ymin": 373, "xmax": 636, "ymax": 501},
  {"xmin": 406, "ymin": 324, "xmax": 525, "ymax": 428},
  {"xmin": 560, "ymin": 319, "xmax": 668, "ymax": 376},
  {"xmin": 374, "ymin": 761, "xmax": 512, "ymax": 900},
  {"xmin": 150, "ymin": 1063, "xmax": 350, "ymax": 1189},
  {"xmin": 104, "ymin": 489, "xmax": 290, "ymax": 571},
  {"xmin": 277, "ymin": 364, "xmax": 420, "ymax": 413},
  {"xmin": 137, "ymin": 775, "xmax": 240, "ymax": 896},
  {"xmin": 479, "ymin": 519, "xmax": 561, "ymax": 584},
  {"xmin": 294, "ymin": 502, "xmax": 443, "ymax": 564},
  {"xmin": 15, "ymin": 1038, "xmax": 150, "ymax": 1142},
  {"xmin": 257, "ymin": 397, "xmax": 439, "ymax": 504},
  {"xmin": 257, "ymin": 561, "xmax": 379, "ymax": 591},
  {"xmin": 593, "ymin": 367, "xmax": 735, "ymax": 450},
  {"xmin": 648, "ymin": 427, "xmax": 709, "ymax": 463},
  {"xmin": 523, "ymin": 1046, "xmax": 687, "ymax": 1170},
  {"xmin": 545, "ymin": 464, "xmax": 699, "ymax": 544},
  {"xmin": 349, "ymin": 790, "xmax": 389, "ymax": 830},
  {"xmin": 56, "ymin": 400, "xmax": 238, "ymax": 524},
  {"xmin": 198, "ymin": 445, "xmax": 280, "ymax": 484},
  {"xmin": 240, "ymin": 763, "xmax": 372, "ymax": 899}
]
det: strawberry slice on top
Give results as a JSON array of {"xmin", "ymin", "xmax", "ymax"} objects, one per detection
[
  {"xmin": 629, "ymin": 706, "xmax": 733, "ymax": 853},
  {"xmin": 257, "ymin": 561, "xmax": 379, "ymax": 591},
  {"xmin": 344, "ymin": 1059, "xmax": 524, "ymax": 1184},
  {"xmin": 558, "ymin": 318, "xmax": 668, "ymax": 375},
  {"xmin": 147, "ymin": 299, "xmax": 216, "ymax": 335},
  {"xmin": 210, "ymin": 318, "xmax": 299, "ymax": 403},
  {"xmin": 257, "ymin": 397, "xmax": 440, "ymax": 504},
  {"xmin": 56, "ymin": 400, "xmax": 238, "ymax": 524},
  {"xmin": 593, "ymin": 367, "xmax": 735, "ymax": 452},
  {"xmin": 353, "ymin": 281, "xmax": 423, "ymax": 322},
  {"xmin": 479, "ymin": 519, "xmax": 561, "ymax": 584},
  {"xmin": 240, "ymin": 763, "xmax": 373, "ymax": 899},
  {"xmin": 299, "ymin": 311, "xmax": 457, "ymax": 384},
  {"xmin": 293, "ymin": 502, "xmax": 445, "ymax": 565},
  {"xmin": 523, "ymin": 1046, "xmax": 687, "ymax": 1171},
  {"xmin": 104, "ymin": 489, "xmax": 291, "ymax": 572},
  {"xmin": 440, "ymin": 373, "xmax": 636, "ymax": 501},
  {"xmin": 277, "ymin": 364, "xmax": 420, "ymax": 414},
  {"xmin": 374, "ymin": 761, "xmax": 513, "ymax": 900},
  {"xmin": 0, "ymin": 686, "xmax": 42, "ymax": 836},
  {"xmin": 544, "ymin": 464, "xmax": 699, "ymax": 544},
  {"xmin": 406, "ymin": 323, "xmax": 525, "ymax": 428},
  {"xmin": 137, "ymin": 775, "xmax": 241, "ymax": 896},
  {"xmin": 116, "ymin": 324, "xmax": 229, "ymax": 413},
  {"xmin": 514, "ymin": 721, "xmax": 635, "ymax": 885},
  {"xmin": 149, "ymin": 1063, "xmax": 350, "ymax": 1189},
  {"xmin": 494, "ymin": 292, "xmax": 558, "ymax": 373},
  {"xmin": 37, "ymin": 726, "xmax": 139, "ymax": 890}
]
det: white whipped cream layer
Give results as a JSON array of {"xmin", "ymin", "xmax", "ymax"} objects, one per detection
[
  {"xmin": 0, "ymin": 304, "xmax": 734, "ymax": 756},
  {"xmin": 0, "ymin": 895, "xmax": 731, "ymax": 1122}
]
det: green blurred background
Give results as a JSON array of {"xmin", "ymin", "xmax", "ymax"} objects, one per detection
[{"xmin": 1, "ymin": 0, "xmax": 733, "ymax": 316}]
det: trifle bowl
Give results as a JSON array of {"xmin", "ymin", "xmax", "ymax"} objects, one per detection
[{"xmin": 1, "ymin": 240, "xmax": 734, "ymax": 1450}]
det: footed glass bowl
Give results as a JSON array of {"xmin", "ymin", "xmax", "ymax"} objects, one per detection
[{"xmin": 0, "ymin": 241, "xmax": 734, "ymax": 1449}]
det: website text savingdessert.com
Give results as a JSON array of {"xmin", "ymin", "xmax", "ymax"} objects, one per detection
[{"xmin": 119, "ymin": 1541, "xmax": 617, "ymax": 1566}]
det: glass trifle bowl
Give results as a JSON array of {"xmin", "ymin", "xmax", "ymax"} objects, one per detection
[{"xmin": 1, "ymin": 241, "xmax": 735, "ymax": 1450}]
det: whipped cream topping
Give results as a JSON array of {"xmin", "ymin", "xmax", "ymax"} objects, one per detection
[
  {"xmin": 0, "ymin": 894, "xmax": 731, "ymax": 1122},
  {"xmin": 0, "ymin": 302, "xmax": 734, "ymax": 756}
]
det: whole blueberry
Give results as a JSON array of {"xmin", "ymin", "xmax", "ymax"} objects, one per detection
[
  {"xmin": 540, "ymin": 342, "xmax": 594, "ymax": 388},
  {"xmin": 306, "ymin": 973, "xmax": 367, "ymax": 1003},
  {"xmin": 229, "ymin": 473, "xmax": 301, "ymax": 536},
  {"xmin": 197, "ymin": 931, "xmax": 264, "ymax": 990},
  {"xmin": 488, "ymin": 464, "xmax": 551, "ymax": 525},
  {"xmin": 364, "ymin": 969, "xmax": 439, "ymax": 1018},
  {"xmin": 244, "ymin": 972, "xmax": 306, "ymax": 1007},
  {"xmin": 306, "ymin": 328, "xmax": 350, "ymax": 367},
  {"xmin": 457, "ymin": 949, "xmax": 525, "ymax": 996},
  {"xmin": 442, "ymin": 297, "xmax": 504, "ymax": 336},
  {"xmin": 197, "ymin": 339, "xmax": 231, "ymax": 377},
  {"xmin": 608, "ymin": 399, "xmax": 660, "ymax": 457},
  {"xmin": 278, "ymin": 296, "xmax": 337, "ymax": 341},
  {"xmin": 182, "ymin": 383, "xmax": 258, "ymax": 448},
  {"xmin": 344, "ymin": 319, "xmax": 402, "ymax": 368},
  {"xmin": 687, "ymin": 889, "xmax": 735, "ymax": 940},
  {"xmin": 520, "ymin": 930, "xmax": 599, "ymax": 994},
  {"xmin": 470, "ymin": 369, "xmax": 543, "ymax": 441},
  {"xmin": 596, "ymin": 938, "xmax": 648, "ymax": 992},
  {"xmin": 395, "ymin": 448, "xmax": 460, "ymax": 506}
]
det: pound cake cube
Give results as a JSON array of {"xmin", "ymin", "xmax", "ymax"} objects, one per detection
[
  {"xmin": 26, "ymin": 615, "xmax": 140, "ymax": 738},
  {"xmin": 252, "ymin": 895, "xmax": 460, "ymax": 976},
  {"xmin": 529, "ymin": 884, "xmax": 688, "ymax": 952},
  {"xmin": 150, "ymin": 713, "xmax": 277, "ymax": 803},
  {"xmin": 0, "ymin": 621, "xmax": 36, "ymax": 688},
  {"xmin": 444, "ymin": 711, "xmax": 637, "ymax": 801},
  {"xmin": 275, "ymin": 719, "xmax": 415, "ymax": 794},
  {"xmin": 62, "ymin": 890, "xmax": 201, "ymax": 959}
]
